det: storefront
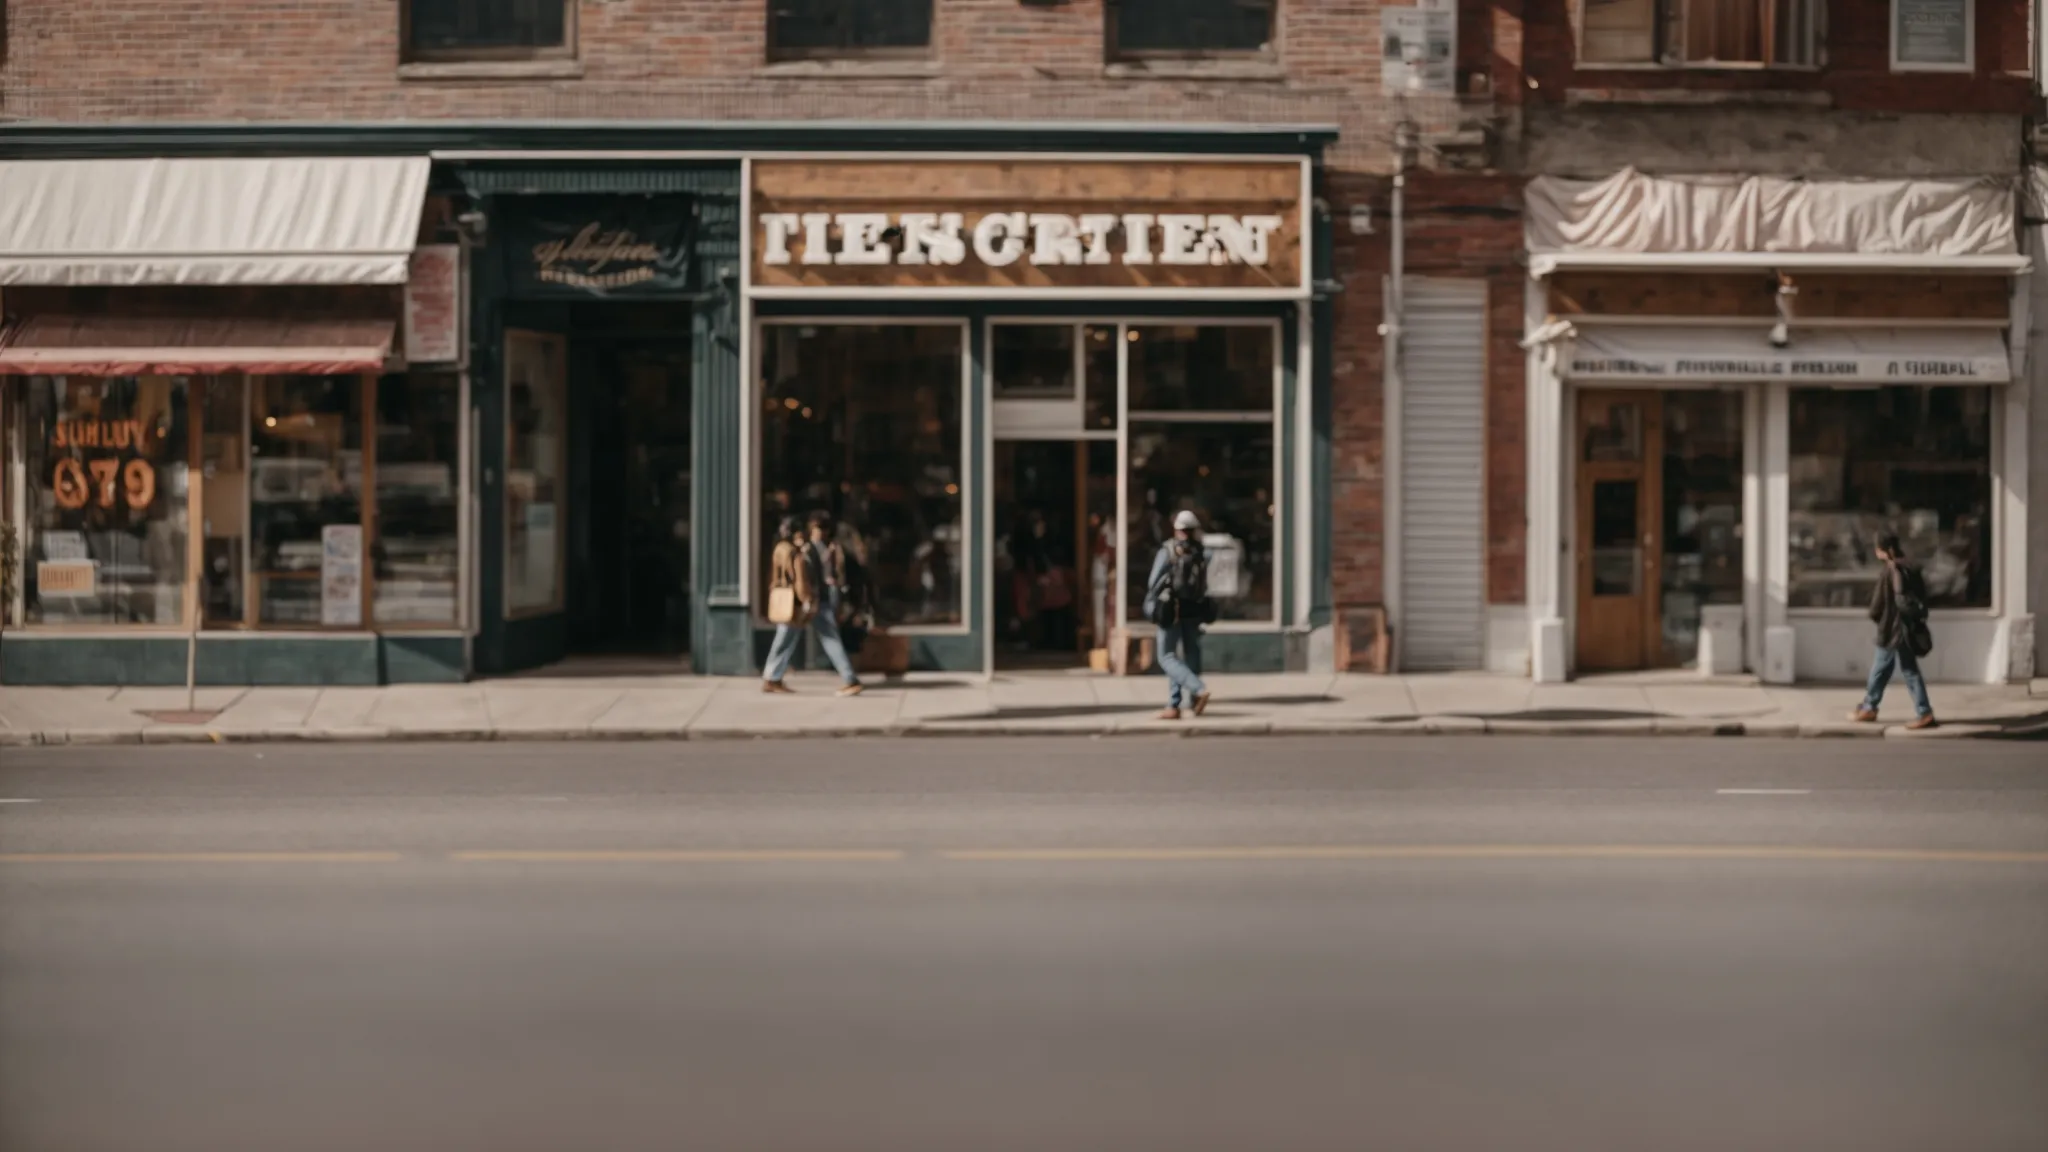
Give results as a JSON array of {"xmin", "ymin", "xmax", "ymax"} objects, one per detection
[
  {"xmin": 0, "ymin": 156, "xmax": 470, "ymax": 685},
  {"xmin": 0, "ymin": 127, "xmax": 1333, "ymax": 685},
  {"xmin": 737, "ymin": 155, "xmax": 1320, "ymax": 676},
  {"xmin": 1519, "ymin": 169, "xmax": 2034, "ymax": 685}
]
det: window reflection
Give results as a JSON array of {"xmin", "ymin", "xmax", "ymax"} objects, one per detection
[
  {"xmin": 1126, "ymin": 423, "xmax": 1276, "ymax": 625},
  {"xmin": 759, "ymin": 324, "xmax": 964, "ymax": 627},
  {"xmin": 505, "ymin": 333, "xmax": 566, "ymax": 617},
  {"xmin": 251, "ymin": 376, "xmax": 363, "ymax": 626},
  {"xmin": 22, "ymin": 375, "xmax": 191, "ymax": 625},
  {"xmin": 1659, "ymin": 391, "xmax": 1744, "ymax": 662},
  {"xmin": 375, "ymin": 372, "xmax": 461, "ymax": 625},
  {"xmin": 1789, "ymin": 386, "xmax": 1992, "ymax": 609}
]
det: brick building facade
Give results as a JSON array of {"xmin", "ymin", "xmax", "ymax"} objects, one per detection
[{"xmin": 0, "ymin": 0, "xmax": 2039, "ymax": 684}]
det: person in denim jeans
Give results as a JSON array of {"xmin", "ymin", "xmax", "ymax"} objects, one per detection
[
  {"xmin": 1144, "ymin": 510, "xmax": 1212, "ymax": 721},
  {"xmin": 761, "ymin": 512, "xmax": 864, "ymax": 697},
  {"xmin": 1850, "ymin": 532, "xmax": 1937, "ymax": 730}
]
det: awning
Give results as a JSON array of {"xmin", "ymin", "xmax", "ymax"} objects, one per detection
[
  {"xmin": 1565, "ymin": 326, "xmax": 2012, "ymax": 385},
  {"xmin": 1530, "ymin": 252, "xmax": 2030, "ymax": 277},
  {"xmin": 0, "ymin": 157, "xmax": 431, "ymax": 286},
  {"xmin": 1526, "ymin": 169, "xmax": 2018, "ymax": 260},
  {"xmin": 0, "ymin": 315, "xmax": 395, "ymax": 376}
]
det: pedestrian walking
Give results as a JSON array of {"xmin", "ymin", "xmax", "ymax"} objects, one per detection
[
  {"xmin": 1144, "ymin": 509, "xmax": 1213, "ymax": 720},
  {"xmin": 761, "ymin": 512, "xmax": 865, "ymax": 696},
  {"xmin": 1850, "ymin": 531, "xmax": 1937, "ymax": 730}
]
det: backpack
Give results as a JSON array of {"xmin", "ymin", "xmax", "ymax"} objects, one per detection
[
  {"xmin": 1893, "ymin": 565, "xmax": 1934, "ymax": 659},
  {"xmin": 1153, "ymin": 541, "xmax": 1213, "ymax": 625}
]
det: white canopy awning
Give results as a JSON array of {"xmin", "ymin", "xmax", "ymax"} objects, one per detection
[
  {"xmin": 1566, "ymin": 326, "xmax": 2012, "ymax": 385},
  {"xmin": 1527, "ymin": 169, "xmax": 2019, "ymax": 263},
  {"xmin": 0, "ymin": 157, "xmax": 431, "ymax": 287}
]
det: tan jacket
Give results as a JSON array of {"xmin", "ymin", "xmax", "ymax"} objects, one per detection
[{"xmin": 769, "ymin": 538, "xmax": 818, "ymax": 622}]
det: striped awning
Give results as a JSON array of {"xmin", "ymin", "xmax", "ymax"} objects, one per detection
[{"xmin": 0, "ymin": 315, "xmax": 394, "ymax": 376}]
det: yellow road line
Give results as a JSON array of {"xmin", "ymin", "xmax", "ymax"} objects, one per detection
[
  {"xmin": 938, "ymin": 845, "xmax": 2048, "ymax": 864},
  {"xmin": 449, "ymin": 849, "xmax": 906, "ymax": 863},
  {"xmin": 0, "ymin": 851, "xmax": 404, "ymax": 864}
]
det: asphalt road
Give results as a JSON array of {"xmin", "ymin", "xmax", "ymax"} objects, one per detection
[{"xmin": 2, "ymin": 737, "xmax": 2045, "ymax": 1152}]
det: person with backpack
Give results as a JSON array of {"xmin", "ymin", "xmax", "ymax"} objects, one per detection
[
  {"xmin": 1144, "ymin": 510, "xmax": 1213, "ymax": 720},
  {"xmin": 1850, "ymin": 531, "xmax": 1937, "ymax": 730}
]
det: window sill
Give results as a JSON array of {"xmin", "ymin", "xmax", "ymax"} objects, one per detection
[
  {"xmin": 1104, "ymin": 59, "xmax": 1285, "ymax": 82},
  {"xmin": 1564, "ymin": 87, "xmax": 1832, "ymax": 108},
  {"xmin": 754, "ymin": 58, "xmax": 941, "ymax": 80},
  {"xmin": 398, "ymin": 59, "xmax": 585, "ymax": 82}
]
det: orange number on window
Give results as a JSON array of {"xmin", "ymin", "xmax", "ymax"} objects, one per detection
[
  {"xmin": 88, "ymin": 457, "xmax": 119, "ymax": 508},
  {"xmin": 122, "ymin": 458, "xmax": 156, "ymax": 510},
  {"xmin": 52, "ymin": 458, "xmax": 90, "ymax": 510}
]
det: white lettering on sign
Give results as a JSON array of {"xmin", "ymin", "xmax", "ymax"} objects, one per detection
[{"xmin": 760, "ymin": 211, "xmax": 1285, "ymax": 269}]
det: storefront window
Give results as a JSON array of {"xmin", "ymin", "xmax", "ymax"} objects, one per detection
[
  {"xmin": 1659, "ymin": 391, "xmax": 1744, "ymax": 663},
  {"xmin": 1123, "ymin": 324, "xmax": 1279, "ymax": 625},
  {"xmin": 375, "ymin": 372, "xmax": 461, "ymax": 625},
  {"xmin": 251, "ymin": 376, "xmax": 365, "ymax": 627},
  {"xmin": 1789, "ymin": 386, "xmax": 1993, "ymax": 610},
  {"xmin": 1127, "ymin": 324, "xmax": 1274, "ymax": 413},
  {"xmin": 991, "ymin": 325, "xmax": 1075, "ymax": 400},
  {"xmin": 21, "ymin": 376, "xmax": 191, "ymax": 626},
  {"xmin": 506, "ymin": 331, "xmax": 566, "ymax": 617},
  {"xmin": 201, "ymin": 377, "xmax": 248, "ymax": 626},
  {"xmin": 759, "ymin": 323, "xmax": 965, "ymax": 627}
]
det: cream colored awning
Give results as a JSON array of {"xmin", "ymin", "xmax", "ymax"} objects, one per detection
[
  {"xmin": 0, "ymin": 157, "xmax": 431, "ymax": 287},
  {"xmin": 1565, "ymin": 325, "xmax": 2012, "ymax": 385}
]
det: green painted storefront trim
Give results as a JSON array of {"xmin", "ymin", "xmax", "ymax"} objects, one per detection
[
  {"xmin": 0, "ymin": 121, "xmax": 1338, "ymax": 160},
  {"xmin": 0, "ymin": 633, "xmax": 465, "ymax": 686}
]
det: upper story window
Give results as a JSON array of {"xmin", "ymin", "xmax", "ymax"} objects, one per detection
[
  {"xmin": 1579, "ymin": 0, "xmax": 1817, "ymax": 68},
  {"xmin": 768, "ymin": 0, "xmax": 933, "ymax": 60},
  {"xmin": 405, "ymin": 0, "xmax": 573, "ymax": 60},
  {"xmin": 1109, "ymin": 0, "xmax": 1277, "ymax": 59}
]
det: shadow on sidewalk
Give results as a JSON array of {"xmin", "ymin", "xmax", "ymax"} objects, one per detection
[
  {"xmin": 988, "ymin": 694, "xmax": 1335, "ymax": 722},
  {"xmin": 1968, "ymin": 711, "xmax": 2048, "ymax": 740},
  {"xmin": 1360, "ymin": 708, "xmax": 1665, "ymax": 723}
]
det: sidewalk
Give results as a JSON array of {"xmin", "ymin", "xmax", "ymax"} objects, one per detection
[{"xmin": 3, "ymin": 672, "xmax": 2046, "ymax": 745}]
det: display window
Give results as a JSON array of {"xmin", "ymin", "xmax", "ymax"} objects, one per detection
[
  {"xmin": 757, "ymin": 322, "xmax": 967, "ymax": 629},
  {"xmin": 1123, "ymin": 323, "xmax": 1280, "ymax": 626},
  {"xmin": 1788, "ymin": 385, "xmax": 1993, "ymax": 610},
  {"xmin": 18, "ymin": 375, "xmax": 192, "ymax": 626},
  {"xmin": 7, "ymin": 366, "xmax": 465, "ymax": 633}
]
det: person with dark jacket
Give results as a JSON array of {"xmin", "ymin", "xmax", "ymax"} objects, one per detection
[
  {"xmin": 1144, "ymin": 510, "xmax": 1212, "ymax": 721},
  {"xmin": 1850, "ymin": 532, "xmax": 1937, "ymax": 730}
]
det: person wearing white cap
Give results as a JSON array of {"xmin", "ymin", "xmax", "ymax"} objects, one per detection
[{"xmin": 1143, "ymin": 509, "xmax": 1214, "ymax": 720}]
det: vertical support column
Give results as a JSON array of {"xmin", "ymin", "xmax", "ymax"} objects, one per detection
[
  {"xmin": 690, "ymin": 193, "xmax": 747, "ymax": 675},
  {"xmin": 1997, "ymin": 267, "xmax": 2035, "ymax": 682},
  {"xmin": 1761, "ymin": 381, "xmax": 1795, "ymax": 684},
  {"xmin": 1525, "ymin": 279, "xmax": 1568, "ymax": 682},
  {"xmin": 1742, "ymin": 383, "xmax": 1765, "ymax": 675}
]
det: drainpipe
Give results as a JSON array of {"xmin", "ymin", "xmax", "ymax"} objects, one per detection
[{"xmin": 1381, "ymin": 111, "xmax": 1419, "ymax": 671}]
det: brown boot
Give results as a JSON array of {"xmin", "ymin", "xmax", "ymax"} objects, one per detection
[
  {"xmin": 1905, "ymin": 715, "xmax": 1940, "ymax": 731},
  {"xmin": 1192, "ymin": 692, "xmax": 1212, "ymax": 717},
  {"xmin": 1157, "ymin": 708, "xmax": 1182, "ymax": 721},
  {"xmin": 1848, "ymin": 708, "xmax": 1877, "ymax": 722},
  {"xmin": 762, "ymin": 680, "xmax": 793, "ymax": 695}
]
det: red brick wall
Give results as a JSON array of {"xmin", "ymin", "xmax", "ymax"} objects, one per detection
[
  {"xmin": 0, "ymin": 0, "xmax": 1396, "ymax": 167},
  {"xmin": 1324, "ymin": 171, "xmax": 1527, "ymax": 610},
  {"xmin": 1524, "ymin": 0, "xmax": 2032, "ymax": 112}
]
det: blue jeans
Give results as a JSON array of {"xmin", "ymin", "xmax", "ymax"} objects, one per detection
[
  {"xmin": 1861, "ymin": 645, "xmax": 1932, "ymax": 719},
  {"xmin": 762, "ymin": 599, "xmax": 857, "ymax": 685},
  {"xmin": 1157, "ymin": 621, "xmax": 1207, "ymax": 709}
]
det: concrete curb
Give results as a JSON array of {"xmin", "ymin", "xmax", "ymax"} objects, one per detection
[{"xmin": 10, "ymin": 716, "xmax": 2043, "ymax": 746}]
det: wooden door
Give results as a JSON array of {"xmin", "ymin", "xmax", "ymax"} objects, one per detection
[{"xmin": 1574, "ymin": 391, "xmax": 1663, "ymax": 672}]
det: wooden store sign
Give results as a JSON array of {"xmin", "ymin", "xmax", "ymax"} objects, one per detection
[{"xmin": 749, "ymin": 159, "xmax": 1308, "ymax": 295}]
